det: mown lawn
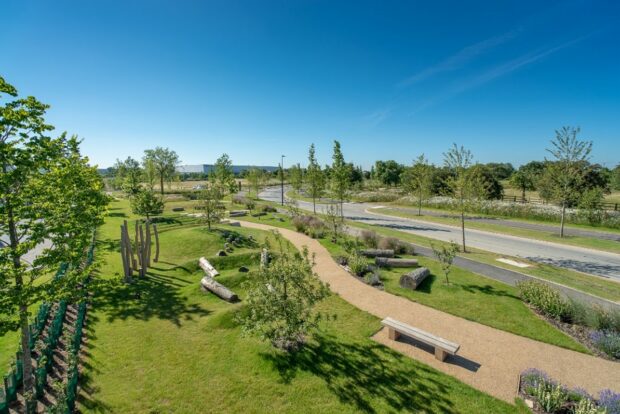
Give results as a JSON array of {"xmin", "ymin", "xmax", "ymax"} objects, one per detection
[{"xmin": 77, "ymin": 198, "xmax": 526, "ymax": 413}]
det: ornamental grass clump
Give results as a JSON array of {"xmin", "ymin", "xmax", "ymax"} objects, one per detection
[
  {"xmin": 347, "ymin": 251, "xmax": 369, "ymax": 276},
  {"xmin": 360, "ymin": 230, "xmax": 379, "ymax": 248},
  {"xmin": 517, "ymin": 281, "xmax": 572, "ymax": 321}
]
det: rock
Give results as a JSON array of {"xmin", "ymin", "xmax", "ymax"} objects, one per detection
[
  {"xmin": 399, "ymin": 267, "xmax": 430, "ymax": 290},
  {"xmin": 217, "ymin": 250, "xmax": 227, "ymax": 257},
  {"xmin": 239, "ymin": 266, "xmax": 249, "ymax": 272},
  {"xmin": 172, "ymin": 207, "xmax": 185, "ymax": 212}
]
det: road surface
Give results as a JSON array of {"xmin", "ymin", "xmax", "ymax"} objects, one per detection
[{"xmin": 260, "ymin": 187, "xmax": 620, "ymax": 280}]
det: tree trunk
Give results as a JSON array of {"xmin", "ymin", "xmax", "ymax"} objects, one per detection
[
  {"xmin": 7, "ymin": 202, "xmax": 35, "ymax": 411},
  {"xmin": 461, "ymin": 210, "xmax": 467, "ymax": 253},
  {"xmin": 160, "ymin": 175, "xmax": 164, "ymax": 195},
  {"xmin": 313, "ymin": 196, "xmax": 316, "ymax": 214},
  {"xmin": 560, "ymin": 202, "xmax": 566, "ymax": 238},
  {"xmin": 521, "ymin": 187, "xmax": 526, "ymax": 202},
  {"xmin": 418, "ymin": 188, "xmax": 422, "ymax": 216}
]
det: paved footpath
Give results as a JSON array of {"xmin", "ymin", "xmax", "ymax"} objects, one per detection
[{"xmin": 239, "ymin": 220, "xmax": 620, "ymax": 403}]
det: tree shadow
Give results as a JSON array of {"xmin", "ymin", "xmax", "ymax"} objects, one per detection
[
  {"xmin": 261, "ymin": 333, "xmax": 455, "ymax": 413},
  {"xmin": 458, "ymin": 283, "xmax": 519, "ymax": 300},
  {"xmin": 91, "ymin": 270, "xmax": 211, "ymax": 327},
  {"xmin": 107, "ymin": 212, "xmax": 127, "ymax": 218}
]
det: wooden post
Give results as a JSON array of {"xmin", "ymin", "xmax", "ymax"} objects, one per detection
[
  {"xmin": 139, "ymin": 224, "xmax": 146, "ymax": 277},
  {"xmin": 153, "ymin": 224, "xmax": 160, "ymax": 263},
  {"xmin": 135, "ymin": 221, "xmax": 141, "ymax": 268},
  {"xmin": 123, "ymin": 221, "xmax": 134, "ymax": 281},
  {"xmin": 145, "ymin": 221, "xmax": 152, "ymax": 268},
  {"xmin": 120, "ymin": 225, "xmax": 129, "ymax": 278}
]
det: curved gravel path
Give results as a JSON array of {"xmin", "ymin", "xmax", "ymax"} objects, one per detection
[{"xmin": 239, "ymin": 220, "xmax": 620, "ymax": 403}]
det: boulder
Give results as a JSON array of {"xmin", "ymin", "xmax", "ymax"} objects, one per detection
[
  {"xmin": 239, "ymin": 266, "xmax": 249, "ymax": 273},
  {"xmin": 217, "ymin": 250, "xmax": 227, "ymax": 257}
]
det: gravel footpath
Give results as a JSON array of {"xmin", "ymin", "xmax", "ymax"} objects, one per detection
[{"xmin": 239, "ymin": 220, "xmax": 620, "ymax": 403}]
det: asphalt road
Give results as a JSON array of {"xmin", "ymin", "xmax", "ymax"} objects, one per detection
[
  {"xmin": 260, "ymin": 187, "xmax": 620, "ymax": 280},
  {"xmin": 386, "ymin": 206, "xmax": 620, "ymax": 242}
]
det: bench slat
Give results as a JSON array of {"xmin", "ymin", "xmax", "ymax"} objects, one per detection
[{"xmin": 381, "ymin": 317, "xmax": 460, "ymax": 354}]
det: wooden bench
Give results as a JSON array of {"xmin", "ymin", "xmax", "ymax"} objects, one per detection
[{"xmin": 381, "ymin": 317, "xmax": 460, "ymax": 361}]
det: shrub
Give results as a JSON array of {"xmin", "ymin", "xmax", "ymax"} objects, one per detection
[
  {"xmin": 572, "ymin": 397, "xmax": 604, "ymax": 414},
  {"xmin": 261, "ymin": 205, "xmax": 277, "ymax": 213},
  {"xmin": 292, "ymin": 216, "xmax": 308, "ymax": 233},
  {"xmin": 599, "ymin": 389, "xmax": 620, "ymax": 414},
  {"xmin": 517, "ymin": 281, "xmax": 572, "ymax": 321},
  {"xmin": 377, "ymin": 237, "xmax": 413, "ymax": 254},
  {"xmin": 232, "ymin": 195, "xmax": 247, "ymax": 205},
  {"xmin": 533, "ymin": 382, "xmax": 567, "ymax": 413},
  {"xmin": 360, "ymin": 230, "xmax": 379, "ymax": 248},
  {"xmin": 591, "ymin": 306, "xmax": 620, "ymax": 333},
  {"xmin": 590, "ymin": 331, "xmax": 620, "ymax": 359},
  {"xmin": 292, "ymin": 215, "xmax": 326, "ymax": 238},
  {"xmin": 347, "ymin": 251, "xmax": 368, "ymax": 276}
]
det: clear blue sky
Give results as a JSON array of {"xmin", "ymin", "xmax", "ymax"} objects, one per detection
[{"xmin": 2, "ymin": 0, "xmax": 619, "ymax": 169}]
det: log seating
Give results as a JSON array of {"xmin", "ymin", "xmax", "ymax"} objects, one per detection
[
  {"xmin": 381, "ymin": 317, "xmax": 460, "ymax": 361},
  {"xmin": 198, "ymin": 257, "xmax": 238, "ymax": 302},
  {"xmin": 375, "ymin": 257, "xmax": 418, "ymax": 268}
]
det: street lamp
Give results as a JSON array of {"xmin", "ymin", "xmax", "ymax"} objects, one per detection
[{"xmin": 280, "ymin": 154, "xmax": 286, "ymax": 205}]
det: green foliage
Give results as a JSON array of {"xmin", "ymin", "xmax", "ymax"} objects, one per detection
[
  {"xmin": 237, "ymin": 235, "xmax": 331, "ymax": 351},
  {"xmin": 360, "ymin": 230, "xmax": 379, "ymax": 248},
  {"xmin": 211, "ymin": 153, "xmax": 237, "ymax": 195},
  {"xmin": 197, "ymin": 185, "xmax": 226, "ymax": 230},
  {"xmin": 330, "ymin": 140, "xmax": 350, "ymax": 215},
  {"xmin": 373, "ymin": 160, "xmax": 404, "ymax": 186},
  {"xmin": 246, "ymin": 167, "xmax": 267, "ymax": 197},
  {"xmin": 292, "ymin": 215, "xmax": 326, "ymax": 238},
  {"xmin": 517, "ymin": 281, "xmax": 572, "ymax": 321},
  {"xmin": 305, "ymin": 143, "xmax": 325, "ymax": 213},
  {"xmin": 443, "ymin": 143, "xmax": 475, "ymax": 251},
  {"xmin": 346, "ymin": 251, "xmax": 368, "ymax": 276},
  {"xmin": 577, "ymin": 188, "xmax": 605, "ymax": 226},
  {"xmin": 289, "ymin": 163, "xmax": 304, "ymax": 193},
  {"xmin": 401, "ymin": 154, "xmax": 434, "ymax": 215},
  {"xmin": 130, "ymin": 189, "xmax": 164, "ymax": 220},
  {"xmin": 532, "ymin": 382, "xmax": 568, "ymax": 413},
  {"xmin": 113, "ymin": 157, "xmax": 142, "ymax": 195},
  {"xmin": 612, "ymin": 164, "xmax": 620, "ymax": 191},
  {"xmin": 143, "ymin": 146, "xmax": 180, "ymax": 195},
  {"xmin": 484, "ymin": 162, "xmax": 515, "ymax": 181},
  {"xmin": 430, "ymin": 241, "xmax": 458, "ymax": 285},
  {"xmin": 324, "ymin": 203, "xmax": 342, "ymax": 241}
]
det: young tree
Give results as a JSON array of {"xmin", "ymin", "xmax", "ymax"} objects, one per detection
[
  {"xmin": 289, "ymin": 163, "xmax": 304, "ymax": 194},
  {"xmin": 142, "ymin": 157, "xmax": 157, "ymax": 191},
  {"xmin": 305, "ymin": 143, "xmax": 325, "ymax": 214},
  {"xmin": 246, "ymin": 167, "xmax": 266, "ymax": 198},
  {"xmin": 130, "ymin": 189, "xmax": 165, "ymax": 222},
  {"xmin": 197, "ymin": 185, "xmax": 225, "ymax": 231},
  {"xmin": 113, "ymin": 157, "xmax": 142, "ymax": 196},
  {"xmin": 402, "ymin": 154, "xmax": 434, "ymax": 216},
  {"xmin": 236, "ymin": 234, "xmax": 330, "ymax": 351},
  {"xmin": 0, "ymin": 76, "xmax": 108, "ymax": 409},
  {"xmin": 443, "ymin": 143, "xmax": 474, "ymax": 252},
  {"xmin": 430, "ymin": 242, "xmax": 459, "ymax": 285},
  {"xmin": 143, "ymin": 147, "xmax": 179, "ymax": 195},
  {"xmin": 211, "ymin": 153, "xmax": 237, "ymax": 195},
  {"xmin": 330, "ymin": 140, "xmax": 350, "ymax": 219},
  {"xmin": 545, "ymin": 127, "xmax": 592, "ymax": 237},
  {"xmin": 324, "ymin": 203, "xmax": 342, "ymax": 242}
]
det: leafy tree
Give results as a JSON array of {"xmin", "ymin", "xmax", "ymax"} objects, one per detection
[
  {"xmin": 246, "ymin": 167, "xmax": 267, "ymax": 198},
  {"xmin": 197, "ymin": 185, "xmax": 225, "ymax": 231},
  {"xmin": 443, "ymin": 143, "xmax": 475, "ymax": 252},
  {"xmin": 373, "ymin": 160, "xmax": 404, "ymax": 186},
  {"xmin": 236, "ymin": 234, "xmax": 330, "ymax": 351},
  {"xmin": 401, "ymin": 154, "xmax": 434, "ymax": 215},
  {"xmin": 466, "ymin": 164, "xmax": 503, "ymax": 200},
  {"xmin": 612, "ymin": 164, "xmax": 620, "ymax": 191},
  {"xmin": 113, "ymin": 157, "xmax": 142, "ymax": 196},
  {"xmin": 142, "ymin": 157, "xmax": 157, "ymax": 191},
  {"xmin": 348, "ymin": 163, "xmax": 364, "ymax": 187},
  {"xmin": 430, "ymin": 242, "xmax": 459, "ymax": 285},
  {"xmin": 0, "ymin": 76, "xmax": 108, "ymax": 408},
  {"xmin": 143, "ymin": 147, "xmax": 179, "ymax": 195},
  {"xmin": 484, "ymin": 162, "xmax": 515, "ymax": 181},
  {"xmin": 289, "ymin": 163, "xmax": 304, "ymax": 193},
  {"xmin": 330, "ymin": 140, "xmax": 350, "ymax": 219},
  {"xmin": 211, "ymin": 153, "xmax": 237, "ymax": 195},
  {"xmin": 324, "ymin": 203, "xmax": 342, "ymax": 242},
  {"xmin": 509, "ymin": 169, "xmax": 536, "ymax": 201},
  {"xmin": 578, "ymin": 187, "xmax": 605, "ymax": 226},
  {"xmin": 545, "ymin": 127, "xmax": 592, "ymax": 237},
  {"xmin": 130, "ymin": 189, "xmax": 164, "ymax": 222},
  {"xmin": 305, "ymin": 143, "xmax": 325, "ymax": 214}
]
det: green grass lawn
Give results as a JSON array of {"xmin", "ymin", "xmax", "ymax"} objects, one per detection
[
  {"xmin": 76, "ymin": 198, "xmax": 527, "ymax": 413},
  {"xmin": 372, "ymin": 207, "xmax": 620, "ymax": 254}
]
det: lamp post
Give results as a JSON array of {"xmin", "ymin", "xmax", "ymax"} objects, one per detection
[{"xmin": 280, "ymin": 154, "xmax": 286, "ymax": 205}]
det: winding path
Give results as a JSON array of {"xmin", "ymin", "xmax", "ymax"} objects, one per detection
[{"xmin": 239, "ymin": 220, "xmax": 620, "ymax": 403}]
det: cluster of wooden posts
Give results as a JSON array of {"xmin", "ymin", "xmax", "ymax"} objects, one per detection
[{"xmin": 120, "ymin": 220, "xmax": 160, "ymax": 282}]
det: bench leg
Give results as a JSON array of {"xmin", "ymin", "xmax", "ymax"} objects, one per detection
[
  {"xmin": 388, "ymin": 327, "xmax": 400, "ymax": 341},
  {"xmin": 434, "ymin": 348, "xmax": 448, "ymax": 362}
]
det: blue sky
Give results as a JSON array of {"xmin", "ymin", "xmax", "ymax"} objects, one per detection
[{"xmin": 1, "ymin": 0, "xmax": 619, "ymax": 169}]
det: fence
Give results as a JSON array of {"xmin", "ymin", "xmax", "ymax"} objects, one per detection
[{"xmin": 501, "ymin": 195, "xmax": 619, "ymax": 212}]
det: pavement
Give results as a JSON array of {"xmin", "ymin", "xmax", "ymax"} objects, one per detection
[
  {"xmin": 238, "ymin": 220, "xmax": 620, "ymax": 403},
  {"xmin": 259, "ymin": 186, "xmax": 620, "ymax": 280},
  {"xmin": 386, "ymin": 206, "xmax": 620, "ymax": 242}
]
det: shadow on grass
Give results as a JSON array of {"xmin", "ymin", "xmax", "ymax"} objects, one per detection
[
  {"xmin": 91, "ymin": 271, "xmax": 211, "ymax": 327},
  {"xmin": 261, "ymin": 333, "xmax": 455, "ymax": 413}
]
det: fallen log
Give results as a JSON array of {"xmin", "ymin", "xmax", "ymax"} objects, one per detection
[
  {"xmin": 399, "ymin": 267, "xmax": 430, "ymax": 290},
  {"xmin": 229, "ymin": 210, "xmax": 248, "ymax": 217},
  {"xmin": 199, "ymin": 257, "xmax": 220, "ymax": 277},
  {"xmin": 200, "ymin": 276, "xmax": 238, "ymax": 302},
  {"xmin": 375, "ymin": 257, "xmax": 418, "ymax": 268},
  {"xmin": 360, "ymin": 249, "xmax": 394, "ymax": 258}
]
